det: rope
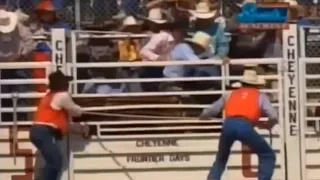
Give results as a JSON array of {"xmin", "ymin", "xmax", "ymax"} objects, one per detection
[
  {"xmin": 82, "ymin": 104, "xmax": 208, "ymax": 111},
  {"xmin": 81, "ymin": 121, "xmax": 134, "ymax": 180},
  {"xmin": 82, "ymin": 111, "xmax": 201, "ymax": 120}
]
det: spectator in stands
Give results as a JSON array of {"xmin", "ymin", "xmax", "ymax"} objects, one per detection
[
  {"xmin": 118, "ymin": 16, "xmax": 143, "ymax": 62},
  {"xmin": 33, "ymin": 1, "xmax": 71, "ymax": 32},
  {"xmin": 140, "ymin": 8, "xmax": 183, "ymax": 61},
  {"xmin": 139, "ymin": 8, "xmax": 187, "ymax": 91},
  {"xmin": 189, "ymin": 2, "xmax": 229, "ymax": 63},
  {"xmin": 144, "ymin": 0, "xmax": 182, "ymax": 21},
  {"xmin": 0, "ymin": 4, "xmax": 33, "ymax": 62},
  {"xmin": 82, "ymin": 38, "xmax": 126, "ymax": 94},
  {"xmin": 0, "ymin": 8, "xmax": 33, "ymax": 68},
  {"xmin": 4, "ymin": 0, "xmax": 73, "ymax": 16},
  {"xmin": 117, "ymin": 16, "xmax": 144, "ymax": 92},
  {"xmin": 297, "ymin": 6, "xmax": 319, "ymax": 26},
  {"xmin": 81, "ymin": 61, "xmax": 127, "ymax": 94},
  {"xmin": 0, "ymin": 7, "xmax": 34, "ymax": 121},
  {"xmin": 163, "ymin": 31, "xmax": 221, "ymax": 90},
  {"xmin": 30, "ymin": 0, "xmax": 71, "ymax": 56}
]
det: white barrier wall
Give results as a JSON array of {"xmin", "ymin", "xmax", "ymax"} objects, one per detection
[{"xmin": 1, "ymin": 25, "xmax": 320, "ymax": 180}]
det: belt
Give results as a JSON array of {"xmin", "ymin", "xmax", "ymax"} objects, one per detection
[
  {"xmin": 226, "ymin": 116, "xmax": 273, "ymax": 146},
  {"xmin": 33, "ymin": 122, "xmax": 63, "ymax": 140},
  {"xmin": 226, "ymin": 116, "xmax": 251, "ymax": 120},
  {"xmin": 34, "ymin": 121, "xmax": 58, "ymax": 129}
]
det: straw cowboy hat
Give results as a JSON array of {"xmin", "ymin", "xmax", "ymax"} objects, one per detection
[
  {"xmin": 0, "ymin": 9, "xmax": 18, "ymax": 33},
  {"xmin": 141, "ymin": 7, "xmax": 168, "ymax": 24},
  {"xmin": 188, "ymin": 2, "xmax": 217, "ymax": 19},
  {"xmin": 185, "ymin": 31, "xmax": 211, "ymax": 50},
  {"xmin": 241, "ymin": 69, "xmax": 265, "ymax": 85},
  {"xmin": 119, "ymin": 16, "xmax": 143, "ymax": 31}
]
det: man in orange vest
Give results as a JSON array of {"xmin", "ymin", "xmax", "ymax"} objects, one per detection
[
  {"xmin": 200, "ymin": 69, "xmax": 278, "ymax": 180},
  {"xmin": 30, "ymin": 70, "xmax": 86, "ymax": 180}
]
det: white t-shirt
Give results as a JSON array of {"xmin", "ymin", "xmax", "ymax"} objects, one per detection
[{"xmin": 50, "ymin": 92, "xmax": 82, "ymax": 117}]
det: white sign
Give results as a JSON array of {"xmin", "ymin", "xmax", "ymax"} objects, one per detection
[
  {"xmin": 51, "ymin": 28, "xmax": 67, "ymax": 73},
  {"xmin": 283, "ymin": 24, "xmax": 302, "ymax": 180}
]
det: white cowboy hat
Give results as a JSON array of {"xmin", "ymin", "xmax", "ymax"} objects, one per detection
[
  {"xmin": 15, "ymin": 9, "xmax": 29, "ymax": 22},
  {"xmin": 119, "ymin": 16, "xmax": 143, "ymax": 31},
  {"xmin": 189, "ymin": 2, "xmax": 217, "ymax": 19},
  {"xmin": 143, "ymin": 8, "xmax": 168, "ymax": 24},
  {"xmin": 241, "ymin": 69, "xmax": 265, "ymax": 85},
  {"xmin": 236, "ymin": 0, "xmax": 256, "ymax": 7},
  {"xmin": 185, "ymin": 31, "xmax": 211, "ymax": 50},
  {"xmin": 0, "ymin": 10, "xmax": 18, "ymax": 33},
  {"xmin": 284, "ymin": 0, "xmax": 298, "ymax": 5}
]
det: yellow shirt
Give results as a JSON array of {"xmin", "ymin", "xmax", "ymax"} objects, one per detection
[{"xmin": 118, "ymin": 39, "xmax": 141, "ymax": 61}]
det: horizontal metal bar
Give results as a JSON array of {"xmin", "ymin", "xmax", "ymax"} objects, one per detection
[
  {"xmin": 69, "ymin": 59, "xmax": 281, "ymax": 68},
  {"xmin": 0, "ymin": 79, "xmax": 47, "ymax": 85},
  {"xmin": 74, "ymin": 75, "xmax": 280, "ymax": 84},
  {"xmin": 305, "ymin": 75, "xmax": 320, "ymax": 79},
  {"xmin": 305, "ymin": 89, "xmax": 320, "ymax": 93},
  {"xmin": 0, "ymin": 93, "xmax": 45, "ymax": 99},
  {"xmin": 306, "ymin": 102, "xmax": 320, "ymax": 106},
  {"xmin": 0, "ymin": 62, "xmax": 52, "ymax": 69},
  {"xmin": 78, "ymin": 33, "xmax": 150, "ymax": 39},
  {"xmin": 300, "ymin": 58, "xmax": 320, "ymax": 64},
  {"xmin": 306, "ymin": 117, "xmax": 320, "ymax": 121},
  {"xmin": 73, "ymin": 89, "xmax": 279, "ymax": 97}
]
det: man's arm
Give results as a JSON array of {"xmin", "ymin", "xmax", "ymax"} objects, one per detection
[
  {"xmin": 163, "ymin": 43, "xmax": 200, "ymax": 77},
  {"xmin": 257, "ymin": 93, "xmax": 278, "ymax": 129},
  {"xmin": 200, "ymin": 94, "xmax": 227, "ymax": 119},
  {"xmin": 17, "ymin": 23, "xmax": 34, "ymax": 56},
  {"xmin": 215, "ymin": 24, "xmax": 229, "ymax": 58},
  {"xmin": 53, "ymin": 92, "xmax": 83, "ymax": 117},
  {"xmin": 260, "ymin": 93, "xmax": 278, "ymax": 122},
  {"xmin": 140, "ymin": 33, "xmax": 164, "ymax": 61}
]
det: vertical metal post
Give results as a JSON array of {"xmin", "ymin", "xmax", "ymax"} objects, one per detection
[
  {"xmin": 11, "ymin": 92, "xmax": 19, "ymax": 165},
  {"xmin": 282, "ymin": 24, "xmax": 302, "ymax": 180},
  {"xmin": 74, "ymin": 0, "xmax": 81, "ymax": 29}
]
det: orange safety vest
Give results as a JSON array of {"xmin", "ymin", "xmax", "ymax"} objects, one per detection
[
  {"xmin": 34, "ymin": 93, "xmax": 69, "ymax": 135},
  {"xmin": 224, "ymin": 88, "xmax": 261, "ymax": 122}
]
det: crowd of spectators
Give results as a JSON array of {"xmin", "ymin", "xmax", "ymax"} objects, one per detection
[{"xmin": 0, "ymin": 0, "xmax": 319, "ymax": 96}]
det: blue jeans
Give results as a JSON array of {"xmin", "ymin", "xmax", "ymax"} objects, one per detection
[
  {"xmin": 192, "ymin": 66, "xmax": 220, "ymax": 77},
  {"xmin": 30, "ymin": 125, "xmax": 63, "ymax": 180},
  {"xmin": 208, "ymin": 118, "xmax": 276, "ymax": 180}
]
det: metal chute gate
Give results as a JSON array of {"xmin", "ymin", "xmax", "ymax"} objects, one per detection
[{"xmin": 0, "ymin": 25, "xmax": 318, "ymax": 180}]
